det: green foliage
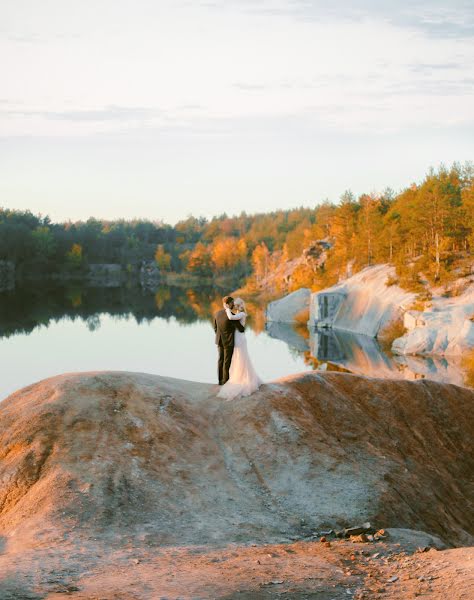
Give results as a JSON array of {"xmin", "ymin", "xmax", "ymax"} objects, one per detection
[
  {"xmin": 31, "ymin": 226, "xmax": 56, "ymax": 264},
  {"xmin": 1, "ymin": 162, "xmax": 472, "ymax": 286}
]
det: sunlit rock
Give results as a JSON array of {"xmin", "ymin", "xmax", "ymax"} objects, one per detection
[
  {"xmin": 404, "ymin": 310, "xmax": 426, "ymax": 330},
  {"xmin": 1, "ymin": 370, "xmax": 473, "ymax": 596},
  {"xmin": 393, "ymin": 282, "xmax": 474, "ymax": 356},
  {"xmin": 1, "ymin": 370, "xmax": 473, "ymax": 549},
  {"xmin": 309, "ymin": 265, "xmax": 415, "ymax": 337}
]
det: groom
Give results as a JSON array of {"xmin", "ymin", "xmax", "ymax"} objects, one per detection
[{"xmin": 213, "ymin": 296, "xmax": 245, "ymax": 385}]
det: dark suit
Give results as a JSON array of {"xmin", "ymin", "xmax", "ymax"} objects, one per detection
[{"xmin": 214, "ymin": 308, "xmax": 245, "ymax": 385}]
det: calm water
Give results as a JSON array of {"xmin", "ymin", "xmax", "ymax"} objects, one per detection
[
  {"xmin": 0, "ymin": 284, "xmax": 312, "ymax": 401},
  {"xmin": 0, "ymin": 283, "xmax": 468, "ymax": 401}
]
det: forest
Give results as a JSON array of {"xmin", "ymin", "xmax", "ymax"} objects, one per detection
[{"xmin": 1, "ymin": 163, "xmax": 473, "ymax": 293}]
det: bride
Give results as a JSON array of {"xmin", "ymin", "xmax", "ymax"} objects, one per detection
[{"xmin": 217, "ymin": 298, "xmax": 263, "ymax": 400}]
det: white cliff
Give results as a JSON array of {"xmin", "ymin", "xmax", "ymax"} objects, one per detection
[{"xmin": 309, "ymin": 265, "xmax": 415, "ymax": 338}]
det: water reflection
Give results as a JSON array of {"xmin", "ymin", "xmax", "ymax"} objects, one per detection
[
  {"xmin": 0, "ymin": 283, "xmax": 470, "ymax": 401},
  {"xmin": 266, "ymin": 324, "xmax": 467, "ymax": 387},
  {"xmin": 265, "ymin": 322, "xmax": 310, "ymax": 352},
  {"xmin": 0, "ymin": 284, "xmax": 227, "ymax": 339},
  {"xmin": 0, "ymin": 284, "xmax": 308, "ymax": 400}
]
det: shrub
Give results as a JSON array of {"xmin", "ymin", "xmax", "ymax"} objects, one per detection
[
  {"xmin": 378, "ymin": 317, "xmax": 407, "ymax": 351},
  {"xmin": 397, "ymin": 264, "xmax": 425, "ymax": 293},
  {"xmin": 462, "ymin": 349, "xmax": 474, "ymax": 388},
  {"xmin": 385, "ymin": 275, "xmax": 399, "ymax": 287},
  {"xmin": 409, "ymin": 290, "xmax": 433, "ymax": 311}
]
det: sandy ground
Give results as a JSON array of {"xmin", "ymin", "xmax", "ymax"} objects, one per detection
[{"xmin": 1, "ymin": 534, "xmax": 473, "ymax": 599}]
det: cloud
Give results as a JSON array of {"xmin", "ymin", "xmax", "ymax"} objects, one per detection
[
  {"xmin": 409, "ymin": 62, "xmax": 462, "ymax": 72},
  {"xmin": 235, "ymin": 0, "xmax": 474, "ymax": 40},
  {"xmin": 1, "ymin": 0, "xmax": 473, "ymax": 139},
  {"xmin": 3, "ymin": 105, "xmax": 162, "ymax": 122}
]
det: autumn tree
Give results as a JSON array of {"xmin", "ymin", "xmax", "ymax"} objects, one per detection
[
  {"xmin": 211, "ymin": 237, "xmax": 247, "ymax": 274},
  {"xmin": 66, "ymin": 243, "xmax": 83, "ymax": 270},
  {"xmin": 154, "ymin": 244, "xmax": 171, "ymax": 271},
  {"xmin": 183, "ymin": 242, "xmax": 212, "ymax": 276},
  {"xmin": 251, "ymin": 243, "xmax": 270, "ymax": 283}
]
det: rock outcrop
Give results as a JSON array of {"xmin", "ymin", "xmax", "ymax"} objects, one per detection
[
  {"xmin": 1, "ymin": 370, "xmax": 473, "ymax": 550},
  {"xmin": 266, "ymin": 288, "xmax": 311, "ymax": 323},
  {"xmin": 309, "ymin": 265, "xmax": 415, "ymax": 337},
  {"xmin": 139, "ymin": 260, "xmax": 161, "ymax": 286},
  {"xmin": 255, "ymin": 240, "xmax": 331, "ymax": 295},
  {"xmin": 393, "ymin": 282, "xmax": 474, "ymax": 356},
  {"xmin": 1, "ymin": 370, "xmax": 473, "ymax": 598}
]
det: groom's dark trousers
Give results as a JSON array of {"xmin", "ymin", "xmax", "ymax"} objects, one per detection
[
  {"xmin": 217, "ymin": 344, "xmax": 234, "ymax": 387},
  {"xmin": 214, "ymin": 308, "xmax": 245, "ymax": 385}
]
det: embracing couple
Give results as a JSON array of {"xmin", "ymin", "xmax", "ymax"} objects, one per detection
[{"xmin": 213, "ymin": 296, "xmax": 262, "ymax": 400}]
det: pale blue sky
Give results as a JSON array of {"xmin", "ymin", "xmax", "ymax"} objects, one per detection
[{"xmin": 1, "ymin": 0, "xmax": 473, "ymax": 224}]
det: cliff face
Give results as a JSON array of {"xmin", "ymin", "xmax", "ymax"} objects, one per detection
[
  {"xmin": 1, "ymin": 370, "xmax": 473, "ymax": 551},
  {"xmin": 309, "ymin": 265, "xmax": 415, "ymax": 337}
]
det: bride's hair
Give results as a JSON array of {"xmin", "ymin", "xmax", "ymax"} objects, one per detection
[{"xmin": 233, "ymin": 297, "xmax": 246, "ymax": 312}]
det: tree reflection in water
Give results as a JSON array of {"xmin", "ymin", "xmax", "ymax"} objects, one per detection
[{"xmin": 0, "ymin": 284, "xmax": 267, "ymax": 340}]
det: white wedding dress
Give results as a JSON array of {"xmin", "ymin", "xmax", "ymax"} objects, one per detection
[{"xmin": 217, "ymin": 308, "xmax": 263, "ymax": 400}]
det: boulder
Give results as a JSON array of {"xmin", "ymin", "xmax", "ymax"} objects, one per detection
[{"xmin": 266, "ymin": 288, "xmax": 311, "ymax": 323}]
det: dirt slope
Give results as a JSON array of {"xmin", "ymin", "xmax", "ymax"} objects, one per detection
[{"xmin": 0, "ymin": 370, "xmax": 473, "ymax": 598}]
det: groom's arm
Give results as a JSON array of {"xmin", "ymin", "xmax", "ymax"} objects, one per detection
[{"xmin": 235, "ymin": 320, "xmax": 245, "ymax": 333}]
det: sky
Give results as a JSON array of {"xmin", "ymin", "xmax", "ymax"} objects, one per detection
[{"xmin": 1, "ymin": 0, "xmax": 473, "ymax": 224}]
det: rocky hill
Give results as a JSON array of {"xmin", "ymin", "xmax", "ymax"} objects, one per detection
[{"xmin": 0, "ymin": 371, "xmax": 473, "ymax": 598}]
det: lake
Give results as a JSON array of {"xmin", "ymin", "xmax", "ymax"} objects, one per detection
[{"xmin": 0, "ymin": 283, "xmax": 468, "ymax": 401}]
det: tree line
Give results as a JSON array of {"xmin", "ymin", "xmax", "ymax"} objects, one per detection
[{"xmin": 1, "ymin": 163, "xmax": 472, "ymax": 290}]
